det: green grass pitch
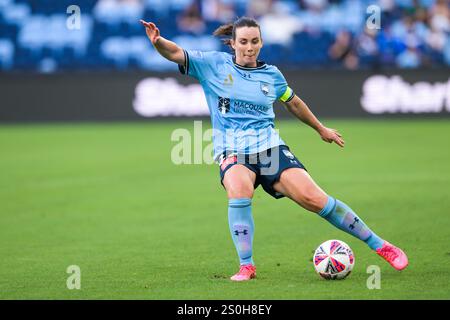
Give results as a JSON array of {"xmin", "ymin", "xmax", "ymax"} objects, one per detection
[{"xmin": 0, "ymin": 119, "xmax": 449, "ymax": 299}]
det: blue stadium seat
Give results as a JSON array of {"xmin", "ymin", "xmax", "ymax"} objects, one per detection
[
  {"xmin": 0, "ymin": 38, "xmax": 14, "ymax": 70},
  {"xmin": 13, "ymin": 45, "xmax": 35, "ymax": 69},
  {"xmin": 100, "ymin": 36, "xmax": 130, "ymax": 69},
  {"xmin": 173, "ymin": 34, "xmax": 220, "ymax": 52},
  {"xmin": 0, "ymin": 22, "xmax": 18, "ymax": 39},
  {"xmin": 1, "ymin": 1, "xmax": 30, "ymax": 25},
  {"xmin": 263, "ymin": 44, "xmax": 286, "ymax": 64}
]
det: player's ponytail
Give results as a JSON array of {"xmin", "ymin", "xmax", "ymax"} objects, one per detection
[
  {"xmin": 213, "ymin": 17, "xmax": 261, "ymax": 50},
  {"xmin": 213, "ymin": 23, "xmax": 234, "ymax": 46}
]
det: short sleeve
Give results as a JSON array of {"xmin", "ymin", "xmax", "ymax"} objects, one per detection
[
  {"xmin": 178, "ymin": 50, "xmax": 221, "ymax": 81},
  {"xmin": 273, "ymin": 68, "xmax": 295, "ymax": 103}
]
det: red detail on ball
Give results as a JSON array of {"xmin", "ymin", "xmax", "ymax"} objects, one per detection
[
  {"xmin": 330, "ymin": 257, "xmax": 346, "ymax": 272},
  {"xmin": 314, "ymin": 254, "xmax": 328, "ymax": 266},
  {"xmin": 329, "ymin": 240, "xmax": 341, "ymax": 254}
]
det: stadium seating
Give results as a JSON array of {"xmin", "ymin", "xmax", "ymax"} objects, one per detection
[{"xmin": 0, "ymin": 0, "xmax": 448, "ymax": 72}]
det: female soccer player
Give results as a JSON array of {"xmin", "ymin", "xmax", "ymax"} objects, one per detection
[{"xmin": 141, "ymin": 17, "xmax": 408, "ymax": 281}]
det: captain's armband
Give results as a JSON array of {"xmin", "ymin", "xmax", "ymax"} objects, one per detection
[{"xmin": 279, "ymin": 86, "xmax": 295, "ymax": 103}]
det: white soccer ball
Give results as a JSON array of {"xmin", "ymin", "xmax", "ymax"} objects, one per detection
[{"xmin": 313, "ymin": 239, "xmax": 355, "ymax": 280}]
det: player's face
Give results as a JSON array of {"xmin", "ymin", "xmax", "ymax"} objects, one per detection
[{"xmin": 231, "ymin": 27, "xmax": 263, "ymax": 67}]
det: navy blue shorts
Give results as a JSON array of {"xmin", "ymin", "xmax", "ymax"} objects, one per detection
[{"xmin": 219, "ymin": 145, "xmax": 307, "ymax": 199}]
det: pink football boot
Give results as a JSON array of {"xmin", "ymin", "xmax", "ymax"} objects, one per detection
[
  {"xmin": 376, "ymin": 241, "xmax": 409, "ymax": 271},
  {"xmin": 230, "ymin": 264, "xmax": 256, "ymax": 281}
]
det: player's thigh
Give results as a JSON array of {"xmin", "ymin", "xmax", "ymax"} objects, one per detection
[
  {"xmin": 273, "ymin": 168, "xmax": 328, "ymax": 212},
  {"xmin": 223, "ymin": 164, "xmax": 257, "ymax": 199}
]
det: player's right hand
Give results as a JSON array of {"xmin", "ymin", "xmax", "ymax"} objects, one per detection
[
  {"xmin": 140, "ymin": 20, "xmax": 160, "ymax": 45},
  {"xmin": 318, "ymin": 127, "xmax": 345, "ymax": 148}
]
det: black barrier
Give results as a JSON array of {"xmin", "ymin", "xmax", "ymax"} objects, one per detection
[
  {"xmin": 0, "ymin": 69, "xmax": 449, "ymax": 122},
  {"xmin": 0, "ymin": 300, "xmax": 445, "ymax": 318}
]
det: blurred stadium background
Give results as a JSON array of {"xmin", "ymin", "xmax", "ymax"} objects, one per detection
[
  {"xmin": 0, "ymin": 0, "xmax": 449, "ymax": 121},
  {"xmin": 0, "ymin": 0, "xmax": 449, "ymax": 72},
  {"xmin": 0, "ymin": 0, "xmax": 449, "ymax": 299}
]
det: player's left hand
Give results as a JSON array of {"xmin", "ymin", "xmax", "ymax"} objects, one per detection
[{"xmin": 318, "ymin": 127, "xmax": 345, "ymax": 147}]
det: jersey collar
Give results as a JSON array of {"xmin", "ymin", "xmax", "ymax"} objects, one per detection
[{"xmin": 232, "ymin": 56, "xmax": 267, "ymax": 70}]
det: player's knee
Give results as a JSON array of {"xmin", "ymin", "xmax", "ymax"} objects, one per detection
[
  {"xmin": 226, "ymin": 183, "xmax": 254, "ymax": 199},
  {"xmin": 301, "ymin": 192, "xmax": 327, "ymax": 213}
]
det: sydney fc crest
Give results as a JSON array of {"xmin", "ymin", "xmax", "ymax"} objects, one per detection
[
  {"xmin": 260, "ymin": 82, "xmax": 270, "ymax": 96},
  {"xmin": 218, "ymin": 96, "xmax": 230, "ymax": 114},
  {"xmin": 282, "ymin": 149, "xmax": 295, "ymax": 159}
]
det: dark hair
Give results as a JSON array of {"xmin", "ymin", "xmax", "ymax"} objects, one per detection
[{"xmin": 213, "ymin": 17, "xmax": 261, "ymax": 48}]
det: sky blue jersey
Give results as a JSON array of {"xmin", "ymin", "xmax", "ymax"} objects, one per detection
[{"xmin": 178, "ymin": 50, "xmax": 295, "ymax": 162}]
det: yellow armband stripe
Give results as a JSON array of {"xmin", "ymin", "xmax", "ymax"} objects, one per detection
[{"xmin": 279, "ymin": 86, "xmax": 295, "ymax": 102}]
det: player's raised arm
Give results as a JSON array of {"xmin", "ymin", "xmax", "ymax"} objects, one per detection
[
  {"xmin": 282, "ymin": 95, "xmax": 345, "ymax": 148},
  {"xmin": 140, "ymin": 20, "xmax": 185, "ymax": 66}
]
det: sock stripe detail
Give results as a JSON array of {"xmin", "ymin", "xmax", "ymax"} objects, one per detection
[
  {"xmin": 229, "ymin": 198, "xmax": 252, "ymax": 208},
  {"xmin": 229, "ymin": 203, "xmax": 251, "ymax": 208},
  {"xmin": 319, "ymin": 196, "xmax": 336, "ymax": 217}
]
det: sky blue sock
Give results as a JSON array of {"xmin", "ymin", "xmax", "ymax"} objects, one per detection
[
  {"xmin": 319, "ymin": 196, "xmax": 384, "ymax": 250},
  {"xmin": 228, "ymin": 198, "xmax": 254, "ymax": 266}
]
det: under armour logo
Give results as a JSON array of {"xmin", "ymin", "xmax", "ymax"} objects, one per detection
[
  {"xmin": 234, "ymin": 229, "xmax": 248, "ymax": 236},
  {"xmin": 349, "ymin": 217, "xmax": 360, "ymax": 230}
]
